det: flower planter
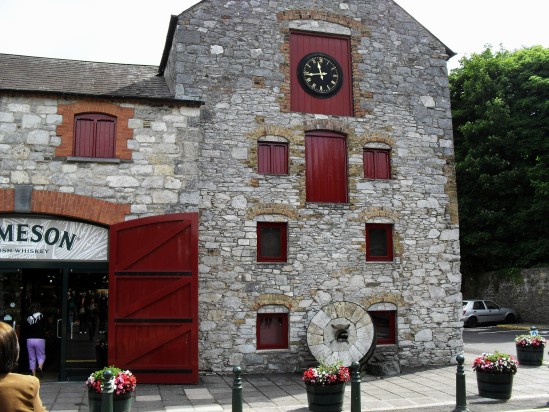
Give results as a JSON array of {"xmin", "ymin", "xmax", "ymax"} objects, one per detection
[
  {"xmin": 88, "ymin": 392, "xmax": 133, "ymax": 412},
  {"xmin": 306, "ymin": 383, "xmax": 346, "ymax": 412},
  {"xmin": 476, "ymin": 372, "xmax": 514, "ymax": 400},
  {"xmin": 516, "ymin": 346, "xmax": 544, "ymax": 366}
]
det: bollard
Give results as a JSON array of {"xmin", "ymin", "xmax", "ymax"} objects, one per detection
[
  {"xmin": 232, "ymin": 366, "xmax": 243, "ymax": 412},
  {"xmin": 530, "ymin": 326, "xmax": 539, "ymax": 336},
  {"xmin": 350, "ymin": 361, "xmax": 361, "ymax": 412},
  {"xmin": 101, "ymin": 369, "xmax": 114, "ymax": 412},
  {"xmin": 453, "ymin": 354, "xmax": 469, "ymax": 412}
]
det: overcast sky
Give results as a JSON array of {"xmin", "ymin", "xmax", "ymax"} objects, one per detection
[{"xmin": 0, "ymin": 0, "xmax": 547, "ymax": 72}]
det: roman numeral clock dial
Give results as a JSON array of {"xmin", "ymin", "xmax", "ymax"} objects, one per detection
[{"xmin": 297, "ymin": 52, "xmax": 343, "ymax": 98}]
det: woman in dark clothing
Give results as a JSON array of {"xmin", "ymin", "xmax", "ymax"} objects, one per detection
[{"xmin": 24, "ymin": 302, "xmax": 46, "ymax": 378}]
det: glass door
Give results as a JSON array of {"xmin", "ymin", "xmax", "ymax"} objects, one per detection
[
  {"xmin": 61, "ymin": 269, "xmax": 108, "ymax": 381},
  {"xmin": 0, "ymin": 268, "xmax": 62, "ymax": 380},
  {"xmin": 1, "ymin": 265, "xmax": 108, "ymax": 381}
]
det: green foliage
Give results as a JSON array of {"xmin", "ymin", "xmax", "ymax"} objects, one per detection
[{"xmin": 450, "ymin": 46, "xmax": 549, "ymax": 276}]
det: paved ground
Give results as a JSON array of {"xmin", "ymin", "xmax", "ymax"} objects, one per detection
[
  {"xmin": 39, "ymin": 325, "xmax": 549, "ymax": 411},
  {"xmin": 40, "ymin": 357, "xmax": 549, "ymax": 411}
]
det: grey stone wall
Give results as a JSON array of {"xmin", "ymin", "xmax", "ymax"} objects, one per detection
[
  {"xmin": 0, "ymin": 95, "xmax": 201, "ymax": 216},
  {"xmin": 464, "ymin": 268, "xmax": 549, "ymax": 324},
  {"xmin": 170, "ymin": 0, "xmax": 463, "ymax": 373}
]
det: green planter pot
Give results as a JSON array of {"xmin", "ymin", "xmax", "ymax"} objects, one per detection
[
  {"xmin": 476, "ymin": 372, "xmax": 514, "ymax": 400},
  {"xmin": 88, "ymin": 392, "xmax": 133, "ymax": 412},
  {"xmin": 306, "ymin": 383, "xmax": 346, "ymax": 412},
  {"xmin": 516, "ymin": 345, "xmax": 544, "ymax": 366}
]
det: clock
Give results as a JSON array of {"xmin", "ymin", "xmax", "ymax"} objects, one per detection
[{"xmin": 297, "ymin": 52, "xmax": 343, "ymax": 98}]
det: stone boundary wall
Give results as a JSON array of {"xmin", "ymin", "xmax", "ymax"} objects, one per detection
[{"xmin": 463, "ymin": 268, "xmax": 549, "ymax": 324}]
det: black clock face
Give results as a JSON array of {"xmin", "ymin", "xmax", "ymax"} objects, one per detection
[{"xmin": 297, "ymin": 52, "xmax": 343, "ymax": 98}]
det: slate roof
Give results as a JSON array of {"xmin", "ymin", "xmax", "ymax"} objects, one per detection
[{"xmin": 0, "ymin": 53, "xmax": 188, "ymax": 103}]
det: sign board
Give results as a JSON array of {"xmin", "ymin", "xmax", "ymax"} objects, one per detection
[{"xmin": 0, "ymin": 217, "xmax": 108, "ymax": 261}]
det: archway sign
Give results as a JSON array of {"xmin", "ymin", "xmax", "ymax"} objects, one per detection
[
  {"xmin": 306, "ymin": 301, "xmax": 376, "ymax": 366},
  {"xmin": 0, "ymin": 216, "xmax": 108, "ymax": 261}
]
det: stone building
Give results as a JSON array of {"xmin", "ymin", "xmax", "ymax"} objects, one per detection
[{"xmin": 0, "ymin": 0, "xmax": 462, "ymax": 383}]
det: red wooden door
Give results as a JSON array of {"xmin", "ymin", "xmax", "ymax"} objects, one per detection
[
  {"xmin": 306, "ymin": 131, "xmax": 348, "ymax": 203},
  {"xmin": 109, "ymin": 213, "xmax": 199, "ymax": 384}
]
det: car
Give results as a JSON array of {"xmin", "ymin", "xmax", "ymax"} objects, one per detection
[{"xmin": 462, "ymin": 299, "xmax": 518, "ymax": 327}]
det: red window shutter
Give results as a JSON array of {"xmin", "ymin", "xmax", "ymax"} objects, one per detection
[
  {"xmin": 290, "ymin": 32, "xmax": 352, "ymax": 116},
  {"xmin": 271, "ymin": 144, "xmax": 288, "ymax": 174},
  {"xmin": 95, "ymin": 118, "xmax": 116, "ymax": 158},
  {"xmin": 306, "ymin": 131, "xmax": 347, "ymax": 203},
  {"xmin": 74, "ymin": 113, "xmax": 116, "ymax": 158},
  {"xmin": 258, "ymin": 142, "xmax": 288, "ymax": 174},
  {"xmin": 364, "ymin": 149, "xmax": 391, "ymax": 179},
  {"xmin": 74, "ymin": 118, "xmax": 95, "ymax": 157},
  {"xmin": 258, "ymin": 144, "xmax": 270, "ymax": 174}
]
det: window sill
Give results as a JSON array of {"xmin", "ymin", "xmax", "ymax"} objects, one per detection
[
  {"xmin": 66, "ymin": 156, "xmax": 121, "ymax": 164},
  {"xmin": 375, "ymin": 343, "xmax": 398, "ymax": 351},
  {"xmin": 365, "ymin": 260, "xmax": 395, "ymax": 264},
  {"xmin": 305, "ymin": 202, "xmax": 351, "ymax": 209},
  {"xmin": 256, "ymin": 348, "xmax": 290, "ymax": 353},
  {"xmin": 255, "ymin": 262, "xmax": 288, "ymax": 266}
]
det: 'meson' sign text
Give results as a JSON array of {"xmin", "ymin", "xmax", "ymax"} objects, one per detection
[{"xmin": 0, "ymin": 217, "xmax": 108, "ymax": 261}]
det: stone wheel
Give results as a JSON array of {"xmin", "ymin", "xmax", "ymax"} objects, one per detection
[{"xmin": 306, "ymin": 301, "xmax": 376, "ymax": 366}]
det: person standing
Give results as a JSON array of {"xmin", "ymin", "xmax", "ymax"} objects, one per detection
[
  {"xmin": 0, "ymin": 322, "xmax": 48, "ymax": 411},
  {"xmin": 98, "ymin": 293, "xmax": 108, "ymax": 334},
  {"xmin": 77, "ymin": 292, "xmax": 88, "ymax": 334},
  {"xmin": 24, "ymin": 302, "xmax": 46, "ymax": 378},
  {"xmin": 87, "ymin": 297, "xmax": 98, "ymax": 342}
]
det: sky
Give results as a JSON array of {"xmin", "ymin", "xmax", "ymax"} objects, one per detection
[{"xmin": 0, "ymin": 0, "xmax": 547, "ymax": 72}]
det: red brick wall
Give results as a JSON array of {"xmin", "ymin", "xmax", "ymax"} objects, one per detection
[
  {"xmin": 0, "ymin": 189, "xmax": 15, "ymax": 212},
  {"xmin": 0, "ymin": 189, "xmax": 130, "ymax": 225}
]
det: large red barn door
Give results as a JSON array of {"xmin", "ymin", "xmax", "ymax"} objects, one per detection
[{"xmin": 108, "ymin": 213, "xmax": 198, "ymax": 384}]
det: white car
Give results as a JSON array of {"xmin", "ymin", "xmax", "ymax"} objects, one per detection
[{"xmin": 462, "ymin": 300, "xmax": 518, "ymax": 327}]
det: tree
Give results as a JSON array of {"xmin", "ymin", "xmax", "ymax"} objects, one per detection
[{"xmin": 449, "ymin": 46, "xmax": 549, "ymax": 277}]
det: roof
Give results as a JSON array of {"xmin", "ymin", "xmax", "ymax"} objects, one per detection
[{"xmin": 0, "ymin": 53, "xmax": 199, "ymax": 104}]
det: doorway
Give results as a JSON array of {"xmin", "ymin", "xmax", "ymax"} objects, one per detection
[{"xmin": 0, "ymin": 263, "xmax": 108, "ymax": 381}]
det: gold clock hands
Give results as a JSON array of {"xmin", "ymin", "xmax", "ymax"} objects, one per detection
[{"xmin": 317, "ymin": 61, "xmax": 325, "ymax": 80}]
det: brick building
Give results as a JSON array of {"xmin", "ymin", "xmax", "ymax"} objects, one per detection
[{"xmin": 0, "ymin": 0, "xmax": 462, "ymax": 383}]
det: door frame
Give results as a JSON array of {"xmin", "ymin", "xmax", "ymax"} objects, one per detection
[{"xmin": 0, "ymin": 260, "xmax": 108, "ymax": 380}]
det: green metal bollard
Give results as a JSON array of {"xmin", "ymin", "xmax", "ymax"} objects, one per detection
[
  {"xmin": 453, "ymin": 354, "xmax": 470, "ymax": 412},
  {"xmin": 101, "ymin": 369, "xmax": 114, "ymax": 412},
  {"xmin": 232, "ymin": 366, "xmax": 243, "ymax": 412},
  {"xmin": 350, "ymin": 361, "xmax": 361, "ymax": 412}
]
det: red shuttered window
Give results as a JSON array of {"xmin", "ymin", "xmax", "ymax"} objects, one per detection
[
  {"xmin": 366, "ymin": 224, "xmax": 393, "ymax": 262},
  {"xmin": 364, "ymin": 149, "xmax": 391, "ymax": 179},
  {"xmin": 74, "ymin": 113, "xmax": 116, "ymax": 158},
  {"xmin": 369, "ymin": 311, "xmax": 397, "ymax": 345},
  {"xmin": 257, "ymin": 313, "xmax": 289, "ymax": 350},
  {"xmin": 305, "ymin": 131, "xmax": 348, "ymax": 203},
  {"xmin": 257, "ymin": 222, "xmax": 288, "ymax": 263},
  {"xmin": 258, "ymin": 142, "xmax": 289, "ymax": 174}
]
